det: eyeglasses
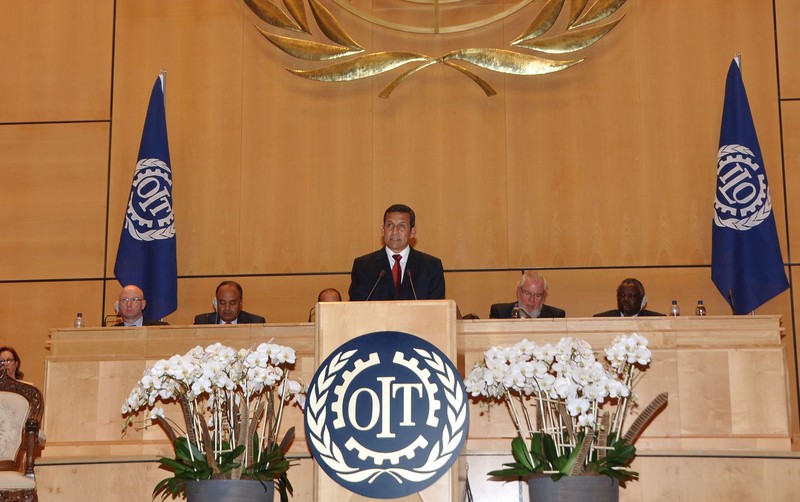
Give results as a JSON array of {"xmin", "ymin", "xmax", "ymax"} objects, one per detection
[
  {"xmin": 0, "ymin": 358, "xmax": 16, "ymax": 365},
  {"xmin": 119, "ymin": 298, "xmax": 143, "ymax": 305},
  {"xmin": 519, "ymin": 289, "xmax": 545, "ymax": 300}
]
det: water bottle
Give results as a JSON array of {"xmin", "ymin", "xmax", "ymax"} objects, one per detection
[
  {"xmin": 670, "ymin": 300, "xmax": 680, "ymax": 316},
  {"xmin": 74, "ymin": 312, "xmax": 84, "ymax": 328},
  {"xmin": 695, "ymin": 300, "xmax": 707, "ymax": 316}
]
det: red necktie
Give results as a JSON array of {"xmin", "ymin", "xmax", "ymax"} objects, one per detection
[{"xmin": 392, "ymin": 254, "xmax": 402, "ymax": 295}]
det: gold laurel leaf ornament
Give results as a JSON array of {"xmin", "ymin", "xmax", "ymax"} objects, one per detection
[
  {"xmin": 307, "ymin": 0, "xmax": 362, "ymax": 50},
  {"xmin": 513, "ymin": 0, "xmax": 566, "ymax": 45},
  {"xmin": 282, "ymin": 0, "xmax": 311, "ymax": 33},
  {"xmin": 288, "ymin": 52, "xmax": 433, "ymax": 81},
  {"xmin": 243, "ymin": 0, "xmax": 303, "ymax": 32},
  {"xmin": 246, "ymin": 0, "xmax": 629, "ymax": 97},
  {"xmin": 567, "ymin": 0, "xmax": 591, "ymax": 27},
  {"xmin": 572, "ymin": 0, "xmax": 627, "ymax": 29},
  {"xmin": 444, "ymin": 48, "xmax": 583, "ymax": 75},
  {"xmin": 379, "ymin": 60, "xmax": 498, "ymax": 98},
  {"xmin": 257, "ymin": 26, "xmax": 363, "ymax": 61},
  {"xmin": 514, "ymin": 16, "xmax": 624, "ymax": 54}
]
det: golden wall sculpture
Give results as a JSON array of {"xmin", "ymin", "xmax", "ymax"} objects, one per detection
[{"xmin": 246, "ymin": 0, "xmax": 628, "ymax": 96}]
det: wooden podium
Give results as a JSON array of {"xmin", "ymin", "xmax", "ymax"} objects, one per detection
[
  {"xmin": 38, "ymin": 314, "xmax": 796, "ymax": 501},
  {"xmin": 315, "ymin": 300, "xmax": 458, "ymax": 502}
]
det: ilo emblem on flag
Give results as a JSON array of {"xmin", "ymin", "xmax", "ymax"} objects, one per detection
[
  {"xmin": 305, "ymin": 331, "xmax": 468, "ymax": 499},
  {"xmin": 714, "ymin": 144, "xmax": 772, "ymax": 231},
  {"xmin": 124, "ymin": 158, "xmax": 175, "ymax": 241}
]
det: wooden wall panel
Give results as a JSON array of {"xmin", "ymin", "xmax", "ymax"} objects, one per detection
[
  {"xmin": 504, "ymin": 14, "xmax": 643, "ymax": 268},
  {"xmin": 636, "ymin": 1, "xmax": 784, "ymax": 266},
  {"xmin": 784, "ymin": 103, "xmax": 800, "ymax": 256},
  {"xmin": 0, "ymin": 123, "xmax": 109, "ymax": 279},
  {"xmin": 239, "ymin": 7, "xmax": 375, "ymax": 274},
  {"xmin": 777, "ymin": 0, "xmax": 800, "ymax": 99},
  {"xmin": 0, "ymin": 0, "xmax": 113, "ymax": 123},
  {"xmin": 0, "ymin": 281, "xmax": 104, "ymax": 390}
]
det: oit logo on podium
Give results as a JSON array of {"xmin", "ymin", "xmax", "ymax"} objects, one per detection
[{"xmin": 305, "ymin": 331, "xmax": 469, "ymax": 499}]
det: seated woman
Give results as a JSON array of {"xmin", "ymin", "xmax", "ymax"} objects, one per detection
[
  {"xmin": 0, "ymin": 346, "xmax": 46, "ymax": 444},
  {"xmin": 0, "ymin": 345, "xmax": 23, "ymax": 380}
]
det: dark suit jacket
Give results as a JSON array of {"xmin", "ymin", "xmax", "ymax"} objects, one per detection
[
  {"xmin": 593, "ymin": 309, "xmax": 665, "ymax": 317},
  {"xmin": 114, "ymin": 318, "xmax": 169, "ymax": 326},
  {"xmin": 349, "ymin": 247, "xmax": 445, "ymax": 301},
  {"xmin": 193, "ymin": 310, "xmax": 266, "ymax": 324},
  {"xmin": 489, "ymin": 302, "xmax": 566, "ymax": 319}
]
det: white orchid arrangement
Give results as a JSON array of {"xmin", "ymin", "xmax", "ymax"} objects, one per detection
[
  {"xmin": 122, "ymin": 342, "xmax": 305, "ymax": 500},
  {"xmin": 464, "ymin": 334, "xmax": 667, "ymax": 482}
]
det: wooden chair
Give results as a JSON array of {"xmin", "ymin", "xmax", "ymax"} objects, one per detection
[{"xmin": 0, "ymin": 372, "xmax": 43, "ymax": 502}]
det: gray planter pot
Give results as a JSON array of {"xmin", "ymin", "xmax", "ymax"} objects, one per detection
[
  {"xmin": 528, "ymin": 475, "xmax": 619, "ymax": 502},
  {"xmin": 185, "ymin": 479, "xmax": 274, "ymax": 502}
]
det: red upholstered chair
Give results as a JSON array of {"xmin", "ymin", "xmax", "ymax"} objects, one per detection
[{"xmin": 0, "ymin": 371, "xmax": 43, "ymax": 502}]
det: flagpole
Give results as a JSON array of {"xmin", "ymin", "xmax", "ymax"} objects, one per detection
[
  {"xmin": 159, "ymin": 69, "xmax": 167, "ymax": 105},
  {"xmin": 736, "ymin": 52, "xmax": 750, "ymax": 316}
]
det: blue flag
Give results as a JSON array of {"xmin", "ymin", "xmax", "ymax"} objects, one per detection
[
  {"xmin": 711, "ymin": 58, "xmax": 788, "ymax": 314},
  {"xmin": 114, "ymin": 75, "xmax": 177, "ymax": 320}
]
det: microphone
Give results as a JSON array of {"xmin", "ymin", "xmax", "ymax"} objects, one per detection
[
  {"xmin": 307, "ymin": 305, "xmax": 315, "ymax": 323},
  {"xmin": 365, "ymin": 271, "xmax": 385, "ymax": 301},
  {"xmin": 510, "ymin": 306, "xmax": 521, "ymax": 319},
  {"xmin": 728, "ymin": 289, "xmax": 736, "ymax": 313},
  {"xmin": 406, "ymin": 270, "xmax": 418, "ymax": 300}
]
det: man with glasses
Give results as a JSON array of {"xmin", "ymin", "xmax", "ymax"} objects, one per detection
[
  {"xmin": 114, "ymin": 285, "xmax": 169, "ymax": 326},
  {"xmin": 489, "ymin": 271, "xmax": 566, "ymax": 319}
]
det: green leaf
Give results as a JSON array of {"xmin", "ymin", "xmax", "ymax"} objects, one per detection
[
  {"xmin": 511, "ymin": 436, "xmax": 534, "ymax": 471},
  {"xmin": 489, "ymin": 467, "xmax": 540, "ymax": 478},
  {"xmin": 540, "ymin": 433, "xmax": 558, "ymax": 461},
  {"xmin": 558, "ymin": 435, "xmax": 584, "ymax": 475}
]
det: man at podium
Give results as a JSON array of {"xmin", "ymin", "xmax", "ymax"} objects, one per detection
[{"xmin": 349, "ymin": 204, "xmax": 445, "ymax": 301}]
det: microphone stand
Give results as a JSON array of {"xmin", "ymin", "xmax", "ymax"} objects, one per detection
[
  {"xmin": 365, "ymin": 270, "xmax": 385, "ymax": 301},
  {"xmin": 406, "ymin": 270, "xmax": 418, "ymax": 300}
]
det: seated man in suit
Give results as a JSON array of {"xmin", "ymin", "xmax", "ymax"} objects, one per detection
[
  {"xmin": 114, "ymin": 285, "xmax": 169, "ymax": 326},
  {"xmin": 349, "ymin": 204, "xmax": 445, "ymax": 301},
  {"xmin": 194, "ymin": 281, "xmax": 266, "ymax": 325},
  {"xmin": 594, "ymin": 278, "xmax": 665, "ymax": 317},
  {"xmin": 490, "ymin": 271, "xmax": 566, "ymax": 319}
]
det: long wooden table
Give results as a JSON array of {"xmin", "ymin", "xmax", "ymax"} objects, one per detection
[{"xmin": 36, "ymin": 315, "xmax": 795, "ymax": 501}]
